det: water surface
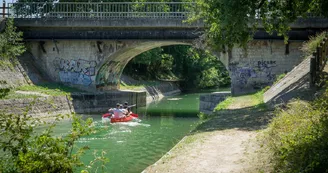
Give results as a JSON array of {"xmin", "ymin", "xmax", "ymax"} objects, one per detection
[{"xmin": 53, "ymin": 92, "xmax": 206, "ymax": 173}]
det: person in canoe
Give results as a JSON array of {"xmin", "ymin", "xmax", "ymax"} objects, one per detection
[
  {"xmin": 123, "ymin": 102, "xmax": 138, "ymax": 118},
  {"xmin": 112, "ymin": 104, "xmax": 127, "ymax": 118}
]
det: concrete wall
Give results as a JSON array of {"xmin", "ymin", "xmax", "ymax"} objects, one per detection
[
  {"xmin": 263, "ymin": 57, "xmax": 315, "ymax": 106},
  {"xmin": 71, "ymin": 91, "xmax": 146, "ymax": 114},
  {"xmin": 28, "ymin": 39, "xmax": 304, "ymax": 95},
  {"xmin": 224, "ymin": 40, "xmax": 304, "ymax": 95},
  {"xmin": 0, "ymin": 60, "xmax": 30, "ymax": 89},
  {"xmin": 28, "ymin": 40, "xmax": 190, "ymax": 91},
  {"xmin": 199, "ymin": 91, "xmax": 231, "ymax": 114},
  {"xmin": 0, "ymin": 91, "xmax": 146, "ymax": 117},
  {"xmin": 0, "ymin": 96, "xmax": 72, "ymax": 117}
]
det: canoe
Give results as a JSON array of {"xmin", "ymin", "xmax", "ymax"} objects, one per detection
[{"xmin": 102, "ymin": 112, "xmax": 139, "ymax": 123}]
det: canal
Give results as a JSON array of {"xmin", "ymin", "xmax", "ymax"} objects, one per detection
[{"xmin": 54, "ymin": 92, "xmax": 204, "ymax": 173}]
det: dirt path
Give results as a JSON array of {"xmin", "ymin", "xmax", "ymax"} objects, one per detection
[
  {"xmin": 144, "ymin": 129, "xmax": 256, "ymax": 173},
  {"xmin": 143, "ymin": 107, "xmax": 273, "ymax": 173}
]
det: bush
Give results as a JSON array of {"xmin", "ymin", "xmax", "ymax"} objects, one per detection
[
  {"xmin": 301, "ymin": 32, "xmax": 327, "ymax": 57},
  {"xmin": 0, "ymin": 18, "xmax": 26, "ymax": 62},
  {"xmin": 0, "ymin": 105, "xmax": 109, "ymax": 173},
  {"xmin": 260, "ymin": 87, "xmax": 328, "ymax": 173}
]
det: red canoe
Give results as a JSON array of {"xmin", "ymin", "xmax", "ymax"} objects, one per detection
[{"xmin": 102, "ymin": 113, "xmax": 139, "ymax": 123}]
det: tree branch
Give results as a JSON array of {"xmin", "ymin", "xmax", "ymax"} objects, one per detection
[{"xmin": 257, "ymin": 0, "xmax": 266, "ymax": 9}]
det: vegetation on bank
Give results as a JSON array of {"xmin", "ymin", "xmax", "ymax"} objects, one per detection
[
  {"xmin": 0, "ymin": 108, "xmax": 109, "ymax": 173},
  {"xmin": 301, "ymin": 32, "xmax": 327, "ymax": 57},
  {"xmin": 123, "ymin": 45, "xmax": 230, "ymax": 90},
  {"xmin": 214, "ymin": 88, "xmax": 268, "ymax": 112},
  {"xmin": 0, "ymin": 19, "xmax": 26, "ymax": 67},
  {"xmin": 258, "ymin": 86, "xmax": 328, "ymax": 173},
  {"xmin": 0, "ymin": 83, "xmax": 83, "ymax": 100},
  {"xmin": 252, "ymin": 32, "xmax": 328, "ymax": 172}
]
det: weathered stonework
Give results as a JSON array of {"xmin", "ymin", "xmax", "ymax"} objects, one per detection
[
  {"xmin": 0, "ymin": 62, "xmax": 29, "ymax": 89},
  {"xmin": 27, "ymin": 39, "xmax": 304, "ymax": 96},
  {"xmin": 28, "ymin": 40, "xmax": 190, "ymax": 92},
  {"xmin": 222, "ymin": 40, "xmax": 304, "ymax": 95},
  {"xmin": 263, "ymin": 57, "xmax": 315, "ymax": 106},
  {"xmin": 199, "ymin": 91, "xmax": 231, "ymax": 114},
  {"xmin": 0, "ymin": 91, "xmax": 146, "ymax": 117}
]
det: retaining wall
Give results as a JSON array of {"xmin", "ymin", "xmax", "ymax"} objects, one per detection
[
  {"xmin": 263, "ymin": 57, "xmax": 315, "ymax": 106},
  {"xmin": 0, "ymin": 91, "xmax": 146, "ymax": 116},
  {"xmin": 199, "ymin": 91, "xmax": 231, "ymax": 114}
]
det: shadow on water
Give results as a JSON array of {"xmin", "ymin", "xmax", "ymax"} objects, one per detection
[{"xmin": 193, "ymin": 105, "xmax": 275, "ymax": 133}]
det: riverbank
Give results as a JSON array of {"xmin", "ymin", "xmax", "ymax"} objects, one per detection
[
  {"xmin": 120, "ymin": 74, "xmax": 181, "ymax": 103},
  {"xmin": 143, "ymin": 93, "xmax": 274, "ymax": 173}
]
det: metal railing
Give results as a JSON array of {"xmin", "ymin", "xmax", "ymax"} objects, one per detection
[
  {"xmin": 7, "ymin": 2, "xmax": 194, "ymax": 19},
  {"xmin": 1, "ymin": 1, "xmax": 10, "ymax": 18}
]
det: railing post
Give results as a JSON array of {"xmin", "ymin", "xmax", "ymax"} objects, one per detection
[
  {"xmin": 2, "ymin": 0, "xmax": 5, "ymax": 18},
  {"xmin": 310, "ymin": 52, "xmax": 317, "ymax": 87}
]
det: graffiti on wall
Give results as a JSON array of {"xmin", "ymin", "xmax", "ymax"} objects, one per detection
[
  {"xmin": 96, "ymin": 61, "xmax": 124, "ymax": 89},
  {"xmin": 229, "ymin": 60, "xmax": 277, "ymax": 90},
  {"xmin": 53, "ymin": 57, "xmax": 97, "ymax": 86}
]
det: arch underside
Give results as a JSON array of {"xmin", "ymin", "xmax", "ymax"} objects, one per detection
[{"xmin": 95, "ymin": 41, "xmax": 191, "ymax": 90}]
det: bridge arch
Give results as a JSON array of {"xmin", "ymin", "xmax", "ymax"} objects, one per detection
[{"xmin": 95, "ymin": 41, "xmax": 192, "ymax": 90}]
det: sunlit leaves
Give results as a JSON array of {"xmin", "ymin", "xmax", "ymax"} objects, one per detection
[
  {"xmin": 192, "ymin": 0, "xmax": 328, "ymax": 50},
  {"xmin": 0, "ymin": 18, "xmax": 26, "ymax": 61}
]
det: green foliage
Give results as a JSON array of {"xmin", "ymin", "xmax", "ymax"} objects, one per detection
[
  {"xmin": 214, "ymin": 96, "xmax": 233, "ymax": 112},
  {"xmin": 260, "ymin": 87, "xmax": 328, "ymax": 172},
  {"xmin": 274, "ymin": 73, "xmax": 287, "ymax": 84},
  {"xmin": 197, "ymin": 112, "xmax": 210, "ymax": 120},
  {"xmin": 0, "ymin": 83, "xmax": 83, "ymax": 100},
  {"xmin": 123, "ymin": 45, "xmax": 231, "ymax": 90},
  {"xmin": 190, "ymin": 0, "xmax": 328, "ymax": 51},
  {"xmin": 0, "ymin": 18, "xmax": 26, "ymax": 62},
  {"xmin": 16, "ymin": 83, "xmax": 83, "ymax": 96},
  {"xmin": 0, "ymin": 88, "xmax": 10, "ymax": 98},
  {"xmin": 0, "ymin": 106, "xmax": 109, "ymax": 173},
  {"xmin": 214, "ymin": 88, "xmax": 267, "ymax": 112},
  {"xmin": 301, "ymin": 31, "xmax": 327, "ymax": 57}
]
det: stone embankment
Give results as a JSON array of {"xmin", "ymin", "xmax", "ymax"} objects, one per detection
[
  {"xmin": 263, "ymin": 57, "xmax": 315, "ymax": 106},
  {"xmin": 199, "ymin": 91, "xmax": 231, "ymax": 114},
  {"xmin": 0, "ymin": 53, "xmax": 178, "ymax": 117},
  {"xmin": 120, "ymin": 74, "xmax": 181, "ymax": 103},
  {"xmin": 0, "ymin": 91, "xmax": 146, "ymax": 117}
]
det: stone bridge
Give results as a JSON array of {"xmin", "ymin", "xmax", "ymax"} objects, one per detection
[{"xmin": 4, "ymin": 2, "xmax": 328, "ymax": 94}]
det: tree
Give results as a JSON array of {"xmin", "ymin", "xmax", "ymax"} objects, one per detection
[
  {"xmin": 0, "ymin": 107, "xmax": 109, "ymax": 173},
  {"xmin": 191, "ymin": 0, "xmax": 328, "ymax": 51},
  {"xmin": 0, "ymin": 18, "xmax": 26, "ymax": 61}
]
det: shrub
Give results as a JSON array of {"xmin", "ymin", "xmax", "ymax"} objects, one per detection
[
  {"xmin": 197, "ymin": 112, "xmax": 210, "ymax": 120},
  {"xmin": 301, "ymin": 32, "xmax": 327, "ymax": 57},
  {"xmin": 0, "ymin": 105, "xmax": 109, "ymax": 173},
  {"xmin": 260, "ymin": 87, "xmax": 328, "ymax": 173},
  {"xmin": 0, "ymin": 18, "xmax": 26, "ymax": 62}
]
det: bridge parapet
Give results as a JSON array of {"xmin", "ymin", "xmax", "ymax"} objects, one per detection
[{"xmin": 8, "ymin": 2, "xmax": 193, "ymax": 19}]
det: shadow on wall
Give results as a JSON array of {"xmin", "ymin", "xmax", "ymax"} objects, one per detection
[
  {"xmin": 69, "ymin": 91, "xmax": 147, "ymax": 114},
  {"xmin": 18, "ymin": 51, "xmax": 49, "ymax": 84}
]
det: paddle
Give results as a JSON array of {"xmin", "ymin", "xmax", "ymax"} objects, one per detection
[{"xmin": 130, "ymin": 113, "xmax": 139, "ymax": 118}]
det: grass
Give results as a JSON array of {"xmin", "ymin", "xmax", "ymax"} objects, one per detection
[
  {"xmin": 16, "ymin": 83, "xmax": 82, "ymax": 96},
  {"xmin": 0, "ymin": 83, "xmax": 83, "ymax": 100},
  {"xmin": 214, "ymin": 96, "xmax": 234, "ymax": 111},
  {"xmin": 301, "ymin": 31, "xmax": 327, "ymax": 57},
  {"xmin": 213, "ymin": 88, "xmax": 268, "ymax": 112},
  {"xmin": 120, "ymin": 80, "xmax": 161, "ymax": 90}
]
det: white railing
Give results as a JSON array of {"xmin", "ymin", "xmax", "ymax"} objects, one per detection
[{"xmin": 8, "ymin": 2, "xmax": 194, "ymax": 19}]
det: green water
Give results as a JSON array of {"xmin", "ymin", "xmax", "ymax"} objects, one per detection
[
  {"xmin": 50, "ymin": 94, "xmax": 210, "ymax": 173},
  {"xmin": 54, "ymin": 92, "xmax": 205, "ymax": 173}
]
